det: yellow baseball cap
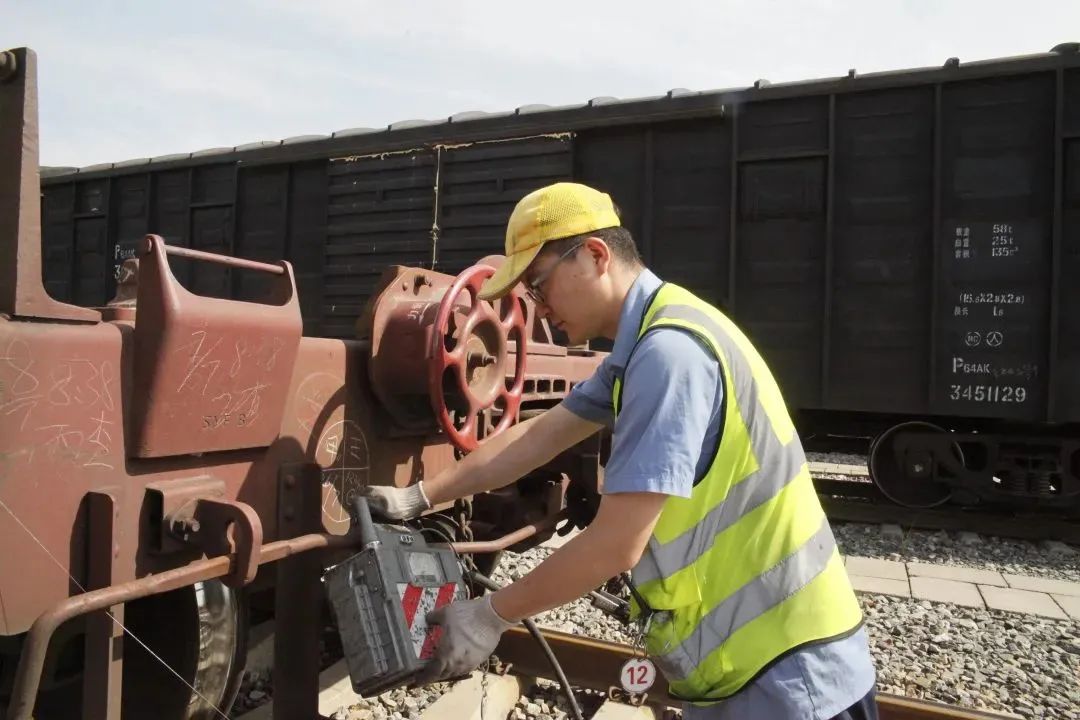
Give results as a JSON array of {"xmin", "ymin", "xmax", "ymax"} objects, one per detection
[{"xmin": 478, "ymin": 182, "xmax": 620, "ymax": 300}]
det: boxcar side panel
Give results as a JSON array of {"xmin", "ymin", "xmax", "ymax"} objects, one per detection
[
  {"xmin": 575, "ymin": 125, "xmax": 649, "ymax": 254},
  {"xmin": 41, "ymin": 184, "xmax": 74, "ymax": 303},
  {"xmin": 110, "ymin": 174, "xmax": 150, "ymax": 292},
  {"xmin": 934, "ymin": 73, "xmax": 1055, "ymax": 422},
  {"xmin": 735, "ymin": 97, "xmax": 829, "ymax": 409},
  {"xmin": 325, "ymin": 150, "xmax": 435, "ymax": 337},
  {"xmin": 575, "ymin": 119, "xmax": 731, "ymax": 307},
  {"xmin": 829, "ymin": 87, "xmax": 934, "ymax": 414},
  {"xmin": 437, "ymin": 136, "xmax": 572, "ymax": 277},
  {"xmin": 289, "ymin": 161, "xmax": 329, "ymax": 336},
  {"xmin": 73, "ymin": 178, "xmax": 109, "ymax": 307},
  {"xmin": 150, "ymin": 168, "xmax": 193, "ymax": 289},
  {"xmin": 1061, "ymin": 140, "xmax": 1080, "ymax": 421},
  {"xmin": 235, "ymin": 165, "xmax": 289, "ymax": 303},
  {"xmin": 651, "ymin": 119, "xmax": 731, "ymax": 308}
]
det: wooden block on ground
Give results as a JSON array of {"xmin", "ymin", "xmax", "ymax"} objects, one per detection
[
  {"xmin": 591, "ymin": 699, "xmax": 662, "ymax": 719},
  {"xmin": 237, "ymin": 659, "xmax": 359, "ymax": 719},
  {"xmin": 419, "ymin": 671, "xmax": 523, "ymax": 720},
  {"xmin": 317, "ymin": 660, "xmax": 362, "ymax": 717}
]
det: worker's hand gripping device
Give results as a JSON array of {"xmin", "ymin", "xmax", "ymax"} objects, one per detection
[{"xmin": 323, "ymin": 496, "xmax": 467, "ymax": 696}]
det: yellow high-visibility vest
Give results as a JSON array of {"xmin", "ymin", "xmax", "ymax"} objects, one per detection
[{"xmin": 613, "ymin": 282, "xmax": 863, "ymax": 704}]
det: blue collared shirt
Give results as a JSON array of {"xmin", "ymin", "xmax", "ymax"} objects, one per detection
[{"xmin": 562, "ymin": 269, "xmax": 877, "ymax": 720}]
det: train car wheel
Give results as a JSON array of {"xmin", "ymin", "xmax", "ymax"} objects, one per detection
[
  {"xmin": 0, "ymin": 580, "xmax": 246, "ymax": 719},
  {"xmin": 869, "ymin": 421, "xmax": 959, "ymax": 508},
  {"xmin": 121, "ymin": 579, "xmax": 248, "ymax": 719}
]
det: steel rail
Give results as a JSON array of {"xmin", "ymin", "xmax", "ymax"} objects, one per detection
[{"xmin": 493, "ymin": 626, "xmax": 1018, "ymax": 720}]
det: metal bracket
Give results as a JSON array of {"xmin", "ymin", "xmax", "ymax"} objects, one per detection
[
  {"xmin": 145, "ymin": 476, "xmax": 264, "ymax": 586},
  {"xmin": 487, "ymin": 656, "xmax": 513, "ymax": 676},
  {"xmin": 189, "ymin": 498, "xmax": 263, "ymax": 587},
  {"xmin": 607, "ymin": 686, "xmax": 648, "ymax": 707},
  {"xmin": 146, "ymin": 476, "xmax": 225, "ymax": 553}
]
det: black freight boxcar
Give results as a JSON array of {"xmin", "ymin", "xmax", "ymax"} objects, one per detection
[{"xmin": 39, "ymin": 43, "xmax": 1080, "ymax": 512}]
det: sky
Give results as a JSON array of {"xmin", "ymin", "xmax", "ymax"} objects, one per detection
[{"xmin": 4, "ymin": 0, "xmax": 1079, "ymax": 168}]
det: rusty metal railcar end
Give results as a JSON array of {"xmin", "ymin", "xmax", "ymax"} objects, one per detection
[{"xmin": 0, "ymin": 45, "xmax": 607, "ymax": 719}]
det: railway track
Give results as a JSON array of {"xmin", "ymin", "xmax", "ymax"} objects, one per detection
[
  {"xmin": 250, "ymin": 625, "xmax": 1024, "ymax": 719},
  {"xmin": 481, "ymin": 626, "xmax": 1018, "ymax": 720},
  {"xmin": 811, "ymin": 466, "xmax": 1080, "ymax": 545}
]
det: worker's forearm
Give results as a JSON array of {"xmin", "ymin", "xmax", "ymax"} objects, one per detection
[
  {"xmin": 488, "ymin": 527, "xmax": 629, "ymax": 622},
  {"xmin": 422, "ymin": 406, "xmax": 599, "ymax": 507},
  {"xmin": 421, "ymin": 416, "xmax": 541, "ymax": 505}
]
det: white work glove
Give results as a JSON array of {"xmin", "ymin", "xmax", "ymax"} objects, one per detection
[
  {"xmin": 358, "ymin": 482, "xmax": 431, "ymax": 520},
  {"xmin": 413, "ymin": 594, "xmax": 516, "ymax": 685}
]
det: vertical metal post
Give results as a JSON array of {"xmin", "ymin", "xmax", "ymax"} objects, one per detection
[
  {"xmin": 0, "ymin": 47, "xmax": 96, "ymax": 321},
  {"xmin": 927, "ymin": 84, "xmax": 944, "ymax": 411},
  {"xmin": 183, "ymin": 166, "xmax": 195, "ymax": 287},
  {"xmin": 1047, "ymin": 68, "xmax": 1065, "ymax": 421},
  {"xmin": 228, "ymin": 164, "xmax": 242, "ymax": 299},
  {"xmin": 430, "ymin": 146, "xmax": 443, "ymax": 271},
  {"xmin": 821, "ymin": 94, "xmax": 837, "ymax": 406},
  {"xmin": 103, "ymin": 175, "xmax": 116, "ymax": 303},
  {"xmin": 642, "ymin": 127, "xmax": 655, "ymax": 265},
  {"xmin": 273, "ymin": 463, "xmax": 324, "ymax": 720},
  {"xmin": 727, "ymin": 106, "xmax": 740, "ymax": 313},
  {"xmin": 144, "ymin": 171, "xmax": 154, "ymax": 235},
  {"xmin": 83, "ymin": 491, "xmax": 124, "ymax": 720},
  {"xmin": 283, "ymin": 164, "xmax": 294, "ymax": 273},
  {"xmin": 70, "ymin": 185, "xmax": 79, "ymax": 301}
]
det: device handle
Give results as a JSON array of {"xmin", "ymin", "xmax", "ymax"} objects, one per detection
[{"xmin": 350, "ymin": 496, "xmax": 381, "ymax": 549}]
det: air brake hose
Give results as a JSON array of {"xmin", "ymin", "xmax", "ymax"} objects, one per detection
[{"xmin": 466, "ymin": 571, "xmax": 586, "ymax": 720}]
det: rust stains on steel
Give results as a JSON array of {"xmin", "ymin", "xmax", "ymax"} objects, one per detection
[
  {"xmin": 493, "ymin": 627, "xmax": 1018, "ymax": 720},
  {"xmin": 1, "ymin": 42, "xmax": 606, "ymax": 719}
]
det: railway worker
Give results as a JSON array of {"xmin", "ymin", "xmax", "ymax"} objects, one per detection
[{"xmin": 361, "ymin": 182, "xmax": 880, "ymax": 719}]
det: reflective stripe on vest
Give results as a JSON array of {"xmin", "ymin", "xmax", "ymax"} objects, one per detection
[{"xmin": 612, "ymin": 283, "xmax": 863, "ymax": 703}]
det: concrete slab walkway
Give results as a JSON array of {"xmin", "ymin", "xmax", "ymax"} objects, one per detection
[{"xmin": 842, "ymin": 554, "xmax": 1080, "ymax": 620}]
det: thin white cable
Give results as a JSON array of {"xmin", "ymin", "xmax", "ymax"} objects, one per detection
[{"xmin": 0, "ymin": 498, "xmax": 234, "ymax": 720}]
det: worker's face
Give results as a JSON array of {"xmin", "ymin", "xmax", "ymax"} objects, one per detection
[{"xmin": 522, "ymin": 237, "xmax": 609, "ymax": 344}]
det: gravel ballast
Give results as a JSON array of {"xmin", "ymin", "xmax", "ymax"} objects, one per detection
[
  {"xmin": 238, "ymin": 540, "xmax": 1079, "ymax": 720},
  {"xmin": 864, "ymin": 593, "xmax": 1080, "ymax": 720},
  {"xmin": 488, "ymin": 543, "xmax": 1080, "ymax": 720},
  {"xmin": 236, "ymin": 442, "xmax": 1080, "ymax": 720}
]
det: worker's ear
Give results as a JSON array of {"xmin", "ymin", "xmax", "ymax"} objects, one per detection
[{"xmin": 582, "ymin": 236, "xmax": 612, "ymax": 277}]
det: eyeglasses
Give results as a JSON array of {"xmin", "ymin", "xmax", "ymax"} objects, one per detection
[{"xmin": 523, "ymin": 242, "xmax": 584, "ymax": 306}]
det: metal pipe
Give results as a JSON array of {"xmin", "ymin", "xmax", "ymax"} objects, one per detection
[
  {"xmin": 448, "ymin": 509, "xmax": 569, "ymax": 553},
  {"xmin": 161, "ymin": 242, "xmax": 286, "ymax": 275},
  {"xmin": 8, "ymin": 531, "xmax": 356, "ymax": 720},
  {"xmin": 466, "ymin": 571, "xmax": 584, "ymax": 720}
]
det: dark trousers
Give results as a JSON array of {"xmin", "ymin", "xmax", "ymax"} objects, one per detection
[{"xmin": 828, "ymin": 687, "xmax": 879, "ymax": 720}]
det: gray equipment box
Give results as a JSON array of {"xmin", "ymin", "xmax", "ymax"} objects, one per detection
[{"xmin": 324, "ymin": 498, "xmax": 466, "ymax": 697}]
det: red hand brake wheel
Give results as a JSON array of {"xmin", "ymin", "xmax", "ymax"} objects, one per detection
[{"xmin": 428, "ymin": 264, "xmax": 527, "ymax": 451}]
